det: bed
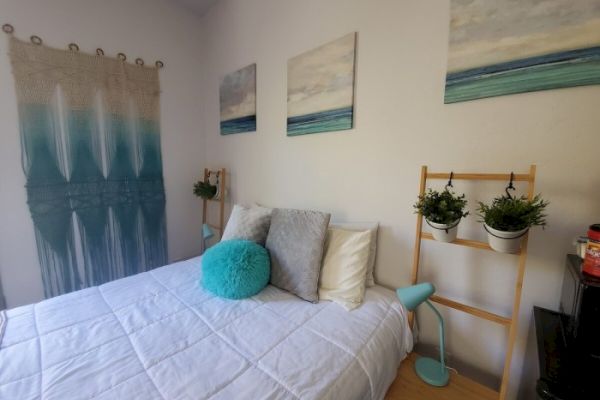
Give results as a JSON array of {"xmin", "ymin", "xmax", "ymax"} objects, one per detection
[{"xmin": 0, "ymin": 256, "xmax": 412, "ymax": 400}]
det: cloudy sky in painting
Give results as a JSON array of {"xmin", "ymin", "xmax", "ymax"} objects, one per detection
[
  {"xmin": 448, "ymin": 0, "xmax": 600, "ymax": 72},
  {"xmin": 288, "ymin": 33, "xmax": 356, "ymax": 118},
  {"xmin": 220, "ymin": 63, "xmax": 256, "ymax": 121}
]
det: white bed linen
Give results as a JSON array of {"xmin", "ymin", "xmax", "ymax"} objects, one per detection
[{"xmin": 0, "ymin": 257, "xmax": 412, "ymax": 400}]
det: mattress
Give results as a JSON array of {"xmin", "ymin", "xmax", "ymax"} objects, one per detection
[{"xmin": 0, "ymin": 257, "xmax": 412, "ymax": 400}]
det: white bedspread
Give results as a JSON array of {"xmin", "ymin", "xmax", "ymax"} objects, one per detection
[{"xmin": 0, "ymin": 257, "xmax": 412, "ymax": 400}]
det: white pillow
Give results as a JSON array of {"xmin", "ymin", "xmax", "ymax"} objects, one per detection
[
  {"xmin": 221, "ymin": 204, "xmax": 273, "ymax": 244},
  {"xmin": 318, "ymin": 227, "xmax": 371, "ymax": 311},
  {"xmin": 330, "ymin": 222, "xmax": 379, "ymax": 286}
]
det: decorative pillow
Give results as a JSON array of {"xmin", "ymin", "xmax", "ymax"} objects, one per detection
[
  {"xmin": 330, "ymin": 222, "xmax": 379, "ymax": 286},
  {"xmin": 265, "ymin": 208, "xmax": 331, "ymax": 302},
  {"xmin": 221, "ymin": 204, "xmax": 273, "ymax": 244},
  {"xmin": 319, "ymin": 228, "xmax": 371, "ymax": 311},
  {"xmin": 201, "ymin": 239, "xmax": 270, "ymax": 299}
]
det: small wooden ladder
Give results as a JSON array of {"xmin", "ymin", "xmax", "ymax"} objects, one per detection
[
  {"xmin": 202, "ymin": 168, "xmax": 227, "ymax": 243},
  {"xmin": 410, "ymin": 165, "xmax": 537, "ymax": 400}
]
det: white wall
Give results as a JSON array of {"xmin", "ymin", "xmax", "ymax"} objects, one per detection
[
  {"xmin": 0, "ymin": 0, "xmax": 206, "ymax": 308},
  {"xmin": 197, "ymin": 1, "xmax": 600, "ymax": 399}
]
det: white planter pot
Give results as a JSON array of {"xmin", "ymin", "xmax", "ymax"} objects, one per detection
[
  {"xmin": 213, "ymin": 182, "xmax": 221, "ymax": 200},
  {"xmin": 213, "ymin": 182, "xmax": 226, "ymax": 201},
  {"xmin": 484, "ymin": 223, "xmax": 529, "ymax": 253},
  {"xmin": 427, "ymin": 219, "xmax": 460, "ymax": 243}
]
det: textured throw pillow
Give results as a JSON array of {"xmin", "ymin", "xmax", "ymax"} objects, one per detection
[
  {"xmin": 201, "ymin": 239, "xmax": 270, "ymax": 299},
  {"xmin": 221, "ymin": 204, "xmax": 273, "ymax": 244},
  {"xmin": 265, "ymin": 208, "xmax": 331, "ymax": 302},
  {"xmin": 330, "ymin": 222, "xmax": 379, "ymax": 286},
  {"xmin": 319, "ymin": 228, "xmax": 371, "ymax": 310}
]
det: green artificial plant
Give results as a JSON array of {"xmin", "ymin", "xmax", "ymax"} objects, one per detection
[
  {"xmin": 413, "ymin": 189, "xmax": 469, "ymax": 225},
  {"xmin": 477, "ymin": 194, "xmax": 548, "ymax": 232},
  {"xmin": 193, "ymin": 180, "xmax": 217, "ymax": 200}
]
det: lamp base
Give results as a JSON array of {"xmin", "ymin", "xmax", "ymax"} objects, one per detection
[{"xmin": 414, "ymin": 356, "xmax": 450, "ymax": 387}]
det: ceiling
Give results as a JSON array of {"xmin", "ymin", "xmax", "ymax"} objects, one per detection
[{"xmin": 171, "ymin": 0, "xmax": 219, "ymax": 17}]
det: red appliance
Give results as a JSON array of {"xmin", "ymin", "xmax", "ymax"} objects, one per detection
[{"xmin": 583, "ymin": 224, "xmax": 600, "ymax": 277}]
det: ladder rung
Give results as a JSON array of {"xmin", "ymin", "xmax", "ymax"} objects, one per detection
[
  {"xmin": 207, "ymin": 223, "xmax": 221, "ymax": 231},
  {"xmin": 421, "ymin": 232, "xmax": 521, "ymax": 255},
  {"xmin": 426, "ymin": 172, "xmax": 531, "ymax": 182},
  {"xmin": 430, "ymin": 295, "xmax": 512, "ymax": 326}
]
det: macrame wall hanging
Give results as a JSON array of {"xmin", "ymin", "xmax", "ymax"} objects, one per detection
[{"xmin": 9, "ymin": 36, "xmax": 167, "ymax": 298}]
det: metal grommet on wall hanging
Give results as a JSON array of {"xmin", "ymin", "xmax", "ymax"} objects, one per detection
[
  {"xmin": 2, "ymin": 24, "xmax": 14, "ymax": 34},
  {"xmin": 155, "ymin": 60, "xmax": 164, "ymax": 68},
  {"xmin": 30, "ymin": 35, "xmax": 42, "ymax": 45},
  {"xmin": 96, "ymin": 48, "xmax": 104, "ymax": 56},
  {"xmin": 68, "ymin": 43, "xmax": 79, "ymax": 52},
  {"xmin": 117, "ymin": 52, "xmax": 127, "ymax": 61},
  {"xmin": 135, "ymin": 58, "xmax": 144, "ymax": 66}
]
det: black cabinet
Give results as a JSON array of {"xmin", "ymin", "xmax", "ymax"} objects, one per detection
[{"xmin": 534, "ymin": 306, "xmax": 600, "ymax": 399}]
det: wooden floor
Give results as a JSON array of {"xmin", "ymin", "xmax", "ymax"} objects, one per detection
[{"xmin": 385, "ymin": 353, "xmax": 498, "ymax": 400}]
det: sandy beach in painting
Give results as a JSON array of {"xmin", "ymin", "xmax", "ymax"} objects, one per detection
[{"xmin": 445, "ymin": 0, "xmax": 600, "ymax": 103}]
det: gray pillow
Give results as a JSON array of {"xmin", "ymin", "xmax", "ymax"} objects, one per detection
[
  {"xmin": 266, "ymin": 208, "xmax": 331, "ymax": 302},
  {"xmin": 221, "ymin": 205, "xmax": 273, "ymax": 245}
]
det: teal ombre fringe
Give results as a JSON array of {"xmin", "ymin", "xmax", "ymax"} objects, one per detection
[
  {"xmin": 19, "ymin": 103, "xmax": 65, "ymax": 185},
  {"xmin": 20, "ymin": 103, "xmax": 79, "ymax": 297},
  {"xmin": 20, "ymin": 104, "xmax": 167, "ymax": 298},
  {"xmin": 138, "ymin": 119, "xmax": 163, "ymax": 179}
]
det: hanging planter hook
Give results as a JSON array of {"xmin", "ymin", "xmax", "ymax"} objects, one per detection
[
  {"xmin": 445, "ymin": 171, "xmax": 454, "ymax": 191},
  {"xmin": 505, "ymin": 172, "xmax": 516, "ymax": 199}
]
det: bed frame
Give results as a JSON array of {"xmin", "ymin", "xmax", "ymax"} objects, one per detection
[{"xmin": 409, "ymin": 165, "xmax": 537, "ymax": 400}]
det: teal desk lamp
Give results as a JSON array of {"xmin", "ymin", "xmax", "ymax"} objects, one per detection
[
  {"xmin": 396, "ymin": 282, "xmax": 449, "ymax": 387},
  {"xmin": 202, "ymin": 223, "xmax": 215, "ymax": 241},
  {"xmin": 202, "ymin": 223, "xmax": 215, "ymax": 253}
]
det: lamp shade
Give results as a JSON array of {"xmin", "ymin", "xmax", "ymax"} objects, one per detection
[
  {"xmin": 396, "ymin": 282, "xmax": 435, "ymax": 311},
  {"xmin": 202, "ymin": 223, "xmax": 215, "ymax": 241}
]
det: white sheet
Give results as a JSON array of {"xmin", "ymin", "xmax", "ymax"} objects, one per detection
[{"xmin": 0, "ymin": 257, "xmax": 412, "ymax": 400}]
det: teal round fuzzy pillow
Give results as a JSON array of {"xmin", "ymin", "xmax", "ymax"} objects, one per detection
[{"xmin": 201, "ymin": 239, "xmax": 270, "ymax": 299}]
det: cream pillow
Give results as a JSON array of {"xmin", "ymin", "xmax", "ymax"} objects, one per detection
[
  {"xmin": 318, "ymin": 228, "xmax": 371, "ymax": 311},
  {"xmin": 330, "ymin": 222, "xmax": 379, "ymax": 286}
]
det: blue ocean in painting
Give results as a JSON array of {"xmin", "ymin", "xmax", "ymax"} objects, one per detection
[
  {"xmin": 445, "ymin": 46, "xmax": 600, "ymax": 103},
  {"xmin": 220, "ymin": 115, "xmax": 256, "ymax": 135},
  {"xmin": 287, "ymin": 106, "xmax": 353, "ymax": 136}
]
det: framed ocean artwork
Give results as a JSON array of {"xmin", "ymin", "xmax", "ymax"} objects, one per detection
[
  {"xmin": 287, "ymin": 33, "xmax": 356, "ymax": 136},
  {"xmin": 445, "ymin": 0, "xmax": 600, "ymax": 104},
  {"xmin": 220, "ymin": 63, "xmax": 256, "ymax": 135}
]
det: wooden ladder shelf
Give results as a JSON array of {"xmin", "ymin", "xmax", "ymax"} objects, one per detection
[
  {"xmin": 410, "ymin": 165, "xmax": 536, "ymax": 400},
  {"xmin": 202, "ymin": 168, "xmax": 227, "ymax": 244}
]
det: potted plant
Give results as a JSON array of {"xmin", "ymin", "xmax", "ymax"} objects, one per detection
[
  {"xmin": 193, "ymin": 179, "xmax": 217, "ymax": 200},
  {"xmin": 477, "ymin": 194, "xmax": 548, "ymax": 253},
  {"xmin": 414, "ymin": 189, "xmax": 469, "ymax": 243}
]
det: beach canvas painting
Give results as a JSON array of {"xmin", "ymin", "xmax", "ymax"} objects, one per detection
[
  {"xmin": 287, "ymin": 33, "xmax": 356, "ymax": 136},
  {"xmin": 445, "ymin": 0, "xmax": 600, "ymax": 104},
  {"xmin": 220, "ymin": 64, "xmax": 256, "ymax": 134}
]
